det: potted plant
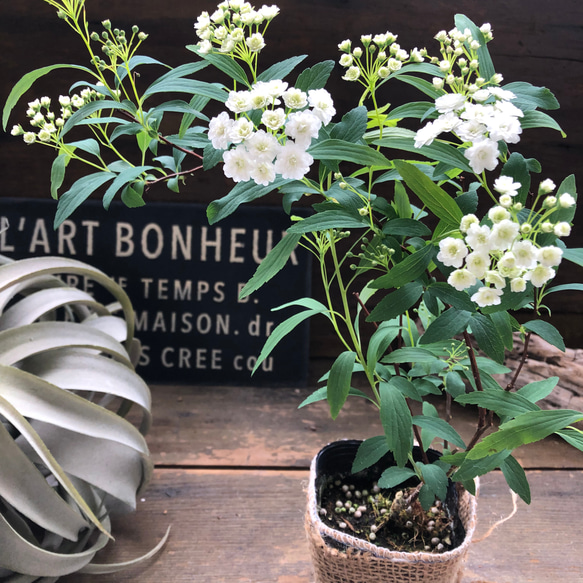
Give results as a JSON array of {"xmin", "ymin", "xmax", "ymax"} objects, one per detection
[
  {"xmin": 4, "ymin": 1, "xmax": 583, "ymax": 580},
  {"xmin": 0, "ymin": 249, "xmax": 167, "ymax": 579}
]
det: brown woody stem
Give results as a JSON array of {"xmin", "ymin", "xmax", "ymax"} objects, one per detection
[{"xmin": 506, "ymin": 332, "xmax": 532, "ymax": 391}]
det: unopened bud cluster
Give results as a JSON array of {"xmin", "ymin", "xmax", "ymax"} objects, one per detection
[{"xmin": 195, "ymin": 1, "xmax": 279, "ymax": 56}]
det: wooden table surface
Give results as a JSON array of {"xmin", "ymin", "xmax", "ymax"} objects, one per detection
[{"xmin": 61, "ymin": 384, "xmax": 583, "ymax": 583}]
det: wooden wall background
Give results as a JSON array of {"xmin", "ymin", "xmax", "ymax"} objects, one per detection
[{"xmin": 2, "ymin": 0, "xmax": 583, "ymax": 355}]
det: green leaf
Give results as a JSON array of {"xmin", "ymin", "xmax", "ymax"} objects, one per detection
[
  {"xmin": 412, "ymin": 415, "xmax": 466, "ymax": 449},
  {"xmin": 454, "ymin": 14, "xmax": 495, "ymax": 81},
  {"xmin": 352, "ymin": 436, "xmax": 390, "ymax": 473},
  {"xmin": 469, "ymin": 313, "xmax": 506, "ymax": 364},
  {"xmin": 143, "ymin": 78, "xmax": 226, "ymax": 102},
  {"xmin": 490, "ymin": 311, "xmax": 514, "ymax": 350},
  {"xmin": 67, "ymin": 138, "xmax": 101, "ymax": 158},
  {"xmin": 188, "ymin": 47, "xmax": 251, "ymax": 87},
  {"xmin": 394, "ymin": 181, "xmax": 412, "ymax": 219},
  {"xmin": 394, "ymin": 74, "xmax": 443, "ymax": 100},
  {"xmin": 544, "ymin": 283, "xmax": 583, "ymax": 295},
  {"xmin": 467, "ymin": 409, "xmax": 583, "ymax": 460},
  {"xmin": 375, "ymin": 129, "xmax": 473, "ymax": 173},
  {"xmin": 456, "ymin": 388, "xmax": 539, "ymax": 418},
  {"xmin": 382, "ymin": 218, "xmax": 431, "ymax": 238},
  {"xmin": 327, "ymin": 351, "xmax": 356, "ymax": 419},
  {"xmin": 371, "ymin": 245, "xmax": 435, "ymax": 290},
  {"xmin": 286, "ymin": 210, "xmax": 368, "ymax": 234},
  {"xmin": 426, "ymin": 282, "xmax": 476, "ymax": 312},
  {"xmin": 381, "ymin": 347, "xmax": 437, "ymax": 364},
  {"xmin": 503, "ymin": 81, "xmax": 560, "ymax": 111},
  {"xmin": 557, "ymin": 428, "xmax": 583, "ymax": 452},
  {"xmin": 50, "ymin": 155, "xmax": 67, "ymax": 200},
  {"xmin": 239, "ymin": 232, "xmax": 302, "ymax": 298},
  {"xmin": 54, "ymin": 172, "xmax": 116, "ymax": 228},
  {"xmin": 444, "ymin": 371, "xmax": 467, "ymax": 398},
  {"xmin": 521, "ymin": 110, "xmax": 565, "ymax": 137},
  {"xmin": 418, "ymin": 462, "xmax": 449, "ymax": 502},
  {"xmin": 3, "ymin": 63, "xmax": 94, "ymax": 130},
  {"xmin": 517, "ymin": 377, "xmax": 559, "ymax": 404},
  {"xmin": 386, "ymin": 101, "xmax": 435, "ymax": 121},
  {"xmin": 379, "ymin": 382, "xmax": 413, "ymax": 467},
  {"xmin": 387, "ymin": 376, "xmax": 423, "ymax": 402},
  {"xmin": 419, "ymin": 308, "xmax": 472, "ymax": 345},
  {"xmin": 298, "ymin": 386, "xmax": 373, "ymax": 409},
  {"xmin": 295, "ymin": 60, "xmax": 335, "ymax": 92},
  {"xmin": 330, "ymin": 107, "xmax": 368, "ymax": 143},
  {"xmin": 207, "ymin": 177, "xmax": 288, "ymax": 224},
  {"xmin": 365, "ymin": 324, "xmax": 400, "ymax": 375},
  {"xmin": 251, "ymin": 306, "xmax": 325, "ymax": 374},
  {"xmin": 309, "ymin": 139, "xmax": 390, "ymax": 167},
  {"xmin": 60, "ymin": 100, "xmax": 138, "ymax": 139},
  {"xmin": 393, "ymin": 160, "xmax": 465, "ymax": 227},
  {"xmin": 523, "ymin": 320, "xmax": 565, "ymax": 351},
  {"xmin": 256, "ymin": 55, "xmax": 307, "ymax": 83},
  {"xmin": 367, "ymin": 281, "xmax": 424, "ymax": 322},
  {"xmin": 120, "ymin": 184, "xmax": 146, "ymax": 208},
  {"xmin": 500, "ymin": 455, "xmax": 531, "ymax": 504},
  {"xmin": 452, "ymin": 450, "xmax": 511, "ymax": 483},
  {"xmin": 377, "ymin": 466, "xmax": 417, "ymax": 489},
  {"xmin": 102, "ymin": 166, "xmax": 153, "ymax": 209},
  {"xmin": 500, "ymin": 152, "xmax": 534, "ymax": 206}
]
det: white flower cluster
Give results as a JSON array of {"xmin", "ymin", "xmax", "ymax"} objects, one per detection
[
  {"xmin": 337, "ymin": 32, "xmax": 425, "ymax": 82},
  {"xmin": 437, "ymin": 177, "xmax": 575, "ymax": 307},
  {"xmin": 208, "ymin": 81, "xmax": 335, "ymax": 185},
  {"xmin": 11, "ymin": 89, "xmax": 105, "ymax": 145},
  {"xmin": 195, "ymin": 1, "xmax": 279, "ymax": 55},
  {"xmin": 415, "ymin": 86, "xmax": 523, "ymax": 174}
]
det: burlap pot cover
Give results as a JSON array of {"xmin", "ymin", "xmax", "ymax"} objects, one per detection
[{"xmin": 305, "ymin": 441, "xmax": 478, "ymax": 583}]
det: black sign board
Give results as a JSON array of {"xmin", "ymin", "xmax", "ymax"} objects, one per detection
[{"xmin": 0, "ymin": 198, "xmax": 312, "ymax": 386}]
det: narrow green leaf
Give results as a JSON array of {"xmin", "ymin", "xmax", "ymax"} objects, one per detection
[
  {"xmin": 371, "ymin": 245, "xmax": 435, "ymax": 290},
  {"xmin": 67, "ymin": 138, "xmax": 101, "ymax": 159},
  {"xmin": 419, "ymin": 308, "xmax": 472, "ymax": 345},
  {"xmin": 375, "ymin": 130, "xmax": 473, "ymax": 173},
  {"xmin": 298, "ymin": 386, "xmax": 373, "ymax": 409},
  {"xmin": 367, "ymin": 281, "xmax": 424, "ymax": 321},
  {"xmin": 377, "ymin": 466, "xmax": 417, "ymax": 489},
  {"xmin": 456, "ymin": 388, "xmax": 539, "ymax": 418},
  {"xmin": 523, "ymin": 320, "xmax": 565, "ymax": 352},
  {"xmin": 454, "ymin": 14, "xmax": 495, "ymax": 81},
  {"xmin": 287, "ymin": 210, "xmax": 368, "ymax": 234},
  {"xmin": 388, "ymin": 376, "xmax": 423, "ymax": 402},
  {"xmin": 452, "ymin": 450, "xmax": 511, "ymax": 483},
  {"xmin": 379, "ymin": 382, "xmax": 413, "ymax": 467},
  {"xmin": 393, "ymin": 74, "xmax": 443, "ymax": 100},
  {"xmin": 544, "ymin": 283, "xmax": 583, "ymax": 295},
  {"xmin": 352, "ymin": 436, "xmax": 390, "ymax": 473},
  {"xmin": 327, "ymin": 351, "xmax": 356, "ymax": 419},
  {"xmin": 444, "ymin": 370, "xmax": 467, "ymax": 398},
  {"xmin": 50, "ymin": 155, "xmax": 67, "ymax": 200},
  {"xmin": 412, "ymin": 415, "xmax": 466, "ymax": 449},
  {"xmin": 386, "ymin": 101, "xmax": 435, "ymax": 121},
  {"xmin": 365, "ymin": 324, "xmax": 400, "ymax": 375},
  {"xmin": 239, "ymin": 232, "xmax": 302, "ymax": 298},
  {"xmin": 207, "ymin": 177, "xmax": 288, "ymax": 224},
  {"xmin": 393, "ymin": 160, "xmax": 465, "ymax": 226},
  {"xmin": 61, "ymin": 100, "xmax": 138, "ymax": 139},
  {"xmin": 251, "ymin": 308, "xmax": 321, "ymax": 374},
  {"xmin": 55, "ymin": 173, "xmax": 116, "ymax": 228},
  {"xmin": 394, "ymin": 181, "xmax": 412, "ymax": 219},
  {"xmin": 381, "ymin": 347, "xmax": 437, "ymax": 364},
  {"xmin": 3, "ymin": 64, "xmax": 93, "ymax": 130},
  {"xmin": 120, "ymin": 184, "xmax": 146, "ymax": 208},
  {"xmin": 143, "ymin": 78, "xmax": 226, "ymax": 102},
  {"xmin": 382, "ymin": 218, "xmax": 431, "ymax": 238},
  {"xmin": 187, "ymin": 47, "xmax": 250, "ymax": 87},
  {"xmin": 467, "ymin": 409, "xmax": 583, "ymax": 460},
  {"xmin": 517, "ymin": 377, "xmax": 559, "ymax": 404},
  {"xmin": 500, "ymin": 455, "xmax": 531, "ymax": 504},
  {"xmin": 521, "ymin": 110, "xmax": 565, "ymax": 137},
  {"xmin": 490, "ymin": 311, "xmax": 514, "ymax": 350},
  {"xmin": 557, "ymin": 428, "xmax": 583, "ymax": 452},
  {"xmin": 309, "ymin": 139, "xmax": 390, "ymax": 167}
]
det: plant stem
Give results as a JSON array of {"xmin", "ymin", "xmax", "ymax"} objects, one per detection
[{"xmin": 505, "ymin": 332, "xmax": 532, "ymax": 391}]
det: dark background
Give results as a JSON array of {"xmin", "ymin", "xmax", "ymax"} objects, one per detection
[{"xmin": 2, "ymin": 0, "xmax": 583, "ymax": 360}]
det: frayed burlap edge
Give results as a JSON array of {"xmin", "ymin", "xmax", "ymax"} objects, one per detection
[{"xmin": 305, "ymin": 454, "xmax": 479, "ymax": 583}]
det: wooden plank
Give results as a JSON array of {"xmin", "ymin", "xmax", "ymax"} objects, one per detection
[
  {"xmin": 147, "ymin": 384, "xmax": 583, "ymax": 469},
  {"xmin": 58, "ymin": 469, "xmax": 583, "ymax": 583}
]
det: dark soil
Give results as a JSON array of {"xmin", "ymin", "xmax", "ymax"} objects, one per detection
[{"xmin": 318, "ymin": 474, "xmax": 460, "ymax": 553}]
